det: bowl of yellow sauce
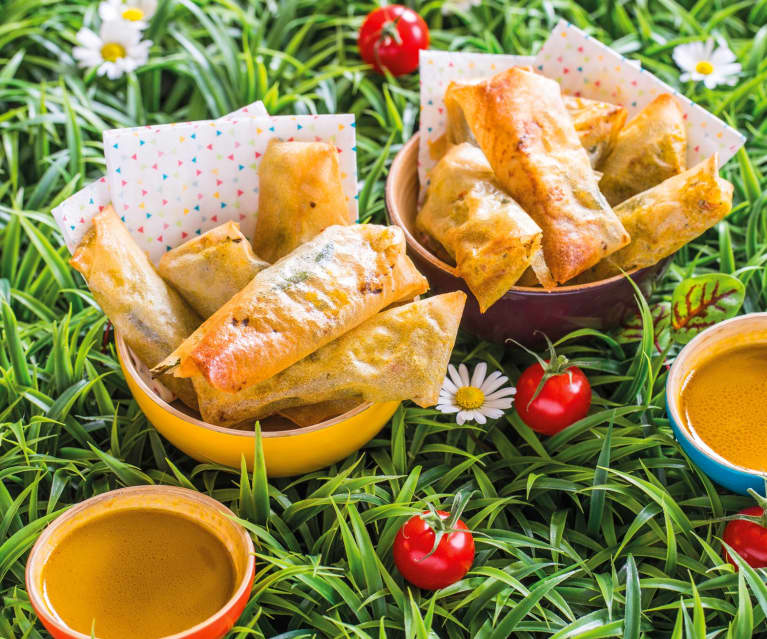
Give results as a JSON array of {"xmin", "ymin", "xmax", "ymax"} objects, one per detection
[
  {"xmin": 667, "ymin": 312, "xmax": 767, "ymax": 495},
  {"xmin": 25, "ymin": 485, "xmax": 255, "ymax": 639}
]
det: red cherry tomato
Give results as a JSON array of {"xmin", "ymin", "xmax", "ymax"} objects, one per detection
[
  {"xmin": 515, "ymin": 361, "xmax": 591, "ymax": 436},
  {"xmin": 723, "ymin": 506, "xmax": 767, "ymax": 569},
  {"xmin": 393, "ymin": 510, "xmax": 475, "ymax": 590},
  {"xmin": 358, "ymin": 5, "xmax": 429, "ymax": 76}
]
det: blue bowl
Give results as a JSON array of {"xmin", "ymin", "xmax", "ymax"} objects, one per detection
[{"xmin": 666, "ymin": 313, "xmax": 767, "ymax": 496}]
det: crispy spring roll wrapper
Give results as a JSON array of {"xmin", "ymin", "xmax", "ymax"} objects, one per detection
[
  {"xmin": 192, "ymin": 293, "xmax": 466, "ymax": 427},
  {"xmin": 516, "ymin": 267, "xmax": 541, "ymax": 288},
  {"xmin": 445, "ymin": 81, "xmax": 626, "ymax": 169},
  {"xmin": 581, "ymin": 155, "xmax": 733, "ymax": 281},
  {"xmin": 157, "ymin": 222, "xmax": 269, "ymax": 318},
  {"xmin": 253, "ymin": 140, "xmax": 352, "ymax": 263},
  {"xmin": 599, "ymin": 94, "xmax": 687, "ymax": 206},
  {"xmin": 416, "ymin": 143, "xmax": 543, "ymax": 311},
  {"xmin": 562, "ymin": 95, "xmax": 627, "ymax": 169},
  {"xmin": 517, "ymin": 250, "xmax": 557, "ymax": 289},
  {"xmin": 70, "ymin": 207, "xmax": 201, "ymax": 409},
  {"xmin": 154, "ymin": 224, "xmax": 429, "ymax": 392},
  {"xmin": 445, "ymin": 67, "xmax": 630, "ymax": 284},
  {"xmin": 278, "ymin": 397, "xmax": 363, "ymax": 428}
]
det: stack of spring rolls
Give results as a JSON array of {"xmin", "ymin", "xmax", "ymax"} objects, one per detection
[
  {"xmin": 71, "ymin": 139, "xmax": 466, "ymax": 428},
  {"xmin": 417, "ymin": 66, "xmax": 734, "ymax": 312}
]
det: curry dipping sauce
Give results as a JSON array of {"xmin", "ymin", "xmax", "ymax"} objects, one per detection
[
  {"xmin": 41, "ymin": 509, "xmax": 236, "ymax": 639},
  {"xmin": 680, "ymin": 343, "xmax": 767, "ymax": 473}
]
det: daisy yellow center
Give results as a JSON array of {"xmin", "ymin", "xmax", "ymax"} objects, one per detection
[
  {"xmin": 100, "ymin": 42, "xmax": 126, "ymax": 62},
  {"xmin": 122, "ymin": 7, "xmax": 144, "ymax": 21},
  {"xmin": 455, "ymin": 386, "xmax": 485, "ymax": 410},
  {"xmin": 695, "ymin": 60, "xmax": 714, "ymax": 75}
]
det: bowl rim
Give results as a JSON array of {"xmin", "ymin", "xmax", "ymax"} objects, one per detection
[
  {"xmin": 24, "ymin": 485, "xmax": 256, "ymax": 639},
  {"xmin": 116, "ymin": 333, "xmax": 375, "ymax": 439},
  {"xmin": 386, "ymin": 131, "xmax": 652, "ymax": 295},
  {"xmin": 666, "ymin": 311, "xmax": 767, "ymax": 480}
]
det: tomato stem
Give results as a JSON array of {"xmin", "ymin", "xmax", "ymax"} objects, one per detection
[
  {"xmin": 507, "ymin": 331, "xmax": 578, "ymax": 410},
  {"xmin": 746, "ymin": 487, "xmax": 767, "ymax": 527},
  {"xmin": 419, "ymin": 490, "xmax": 474, "ymax": 561},
  {"xmin": 372, "ymin": 15, "xmax": 403, "ymax": 72}
]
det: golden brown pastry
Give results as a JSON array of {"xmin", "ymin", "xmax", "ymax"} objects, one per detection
[
  {"xmin": 278, "ymin": 398, "xmax": 363, "ymax": 427},
  {"xmin": 416, "ymin": 143, "xmax": 543, "ymax": 311},
  {"xmin": 444, "ymin": 67, "xmax": 630, "ymax": 284},
  {"xmin": 562, "ymin": 95, "xmax": 627, "ymax": 169},
  {"xmin": 582, "ymin": 154, "xmax": 732, "ymax": 280},
  {"xmin": 524, "ymin": 250, "xmax": 557, "ymax": 289},
  {"xmin": 252, "ymin": 140, "xmax": 351, "ymax": 263},
  {"xmin": 599, "ymin": 94, "xmax": 687, "ymax": 206},
  {"xmin": 157, "ymin": 222, "xmax": 269, "ymax": 318},
  {"xmin": 153, "ymin": 224, "xmax": 429, "ymax": 393},
  {"xmin": 70, "ymin": 206, "xmax": 201, "ymax": 408},
  {"xmin": 192, "ymin": 293, "xmax": 466, "ymax": 427},
  {"xmin": 445, "ymin": 81, "xmax": 627, "ymax": 169}
]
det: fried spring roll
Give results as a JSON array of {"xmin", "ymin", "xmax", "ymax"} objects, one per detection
[
  {"xmin": 583, "ymin": 155, "xmax": 733, "ymax": 280},
  {"xmin": 157, "ymin": 222, "xmax": 269, "ymax": 318},
  {"xmin": 153, "ymin": 224, "xmax": 429, "ymax": 393},
  {"xmin": 516, "ymin": 267, "xmax": 541, "ymax": 288},
  {"xmin": 416, "ymin": 143, "xmax": 543, "ymax": 311},
  {"xmin": 278, "ymin": 398, "xmax": 363, "ymax": 427},
  {"xmin": 70, "ymin": 206, "xmax": 201, "ymax": 408},
  {"xmin": 599, "ymin": 94, "xmax": 687, "ymax": 206},
  {"xmin": 444, "ymin": 67, "xmax": 630, "ymax": 284},
  {"xmin": 526, "ymin": 250, "xmax": 557, "ymax": 289},
  {"xmin": 192, "ymin": 293, "xmax": 466, "ymax": 427},
  {"xmin": 252, "ymin": 140, "xmax": 352, "ymax": 263},
  {"xmin": 445, "ymin": 80, "xmax": 627, "ymax": 169},
  {"xmin": 562, "ymin": 95, "xmax": 628, "ymax": 169}
]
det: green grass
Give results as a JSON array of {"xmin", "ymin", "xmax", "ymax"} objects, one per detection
[{"xmin": 2, "ymin": 0, "xmax": 767, "ymax": 637}]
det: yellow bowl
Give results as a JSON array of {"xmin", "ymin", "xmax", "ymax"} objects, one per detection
[{"xmin": 115, "ymin": 334, "xmax": 399, "ymax": 477}]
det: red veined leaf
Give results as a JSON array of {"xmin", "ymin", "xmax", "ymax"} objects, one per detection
[
  {"xmin": 671, "ymin": 273, "xmax": 745, "ymax": 344},
  {"xmin": 616, "ymin": 301, "xmax": 671, "ymax": 353}
]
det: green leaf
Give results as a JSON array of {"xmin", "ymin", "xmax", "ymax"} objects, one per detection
[
  {"xmin": 488, "ymin": 569, "xmax": 579, "ymax": 638},
  {"xmin": 623, "ymin": 555, "xmax": 640, "ymax": 639},
  {"xmin": 1, "ymin": 299, "xmax": 32, "ymax": 386},
  {"xmin": 671, "ymin": 274, "xmax": 745, "ymax": 344},
  {"xmin": 587, "ymin": 421, "xmax": 613, "ymax": 537}
]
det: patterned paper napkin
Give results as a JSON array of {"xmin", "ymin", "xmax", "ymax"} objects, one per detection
[
  {"xmin": 53, "ymin": 101, "xmax": 268, "ymax": 255},
  {"xmin": 418, "ymin": 20, "xmax": 746, "ymax": 190},
  {"xmin": 418, "ymin": 51, "xmax": 533, "ymax": 190},
  {"xmin": 53, "ymin": 102, "xmax": 359, "ymax": 264}
]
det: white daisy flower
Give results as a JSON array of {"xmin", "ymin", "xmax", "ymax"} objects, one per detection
[
  {"xmin": 442, "ymin": 0, "xmax": 481, "ymax": 15},
  {"xmin": 437, "ymin": 362, "xmax": 516, "ymax": 425},
  {"xmin": 99, "ymin": 0, "xmax": 157, "ymax": 29},
  {"xmin": 672, "ymin": 39, "xmax": 741, "ymax": 89},
  {"xmin": 73, "ymin": 20, "xmax": 152, "ymax": 80}
]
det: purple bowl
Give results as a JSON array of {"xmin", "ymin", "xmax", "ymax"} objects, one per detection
[{"xmin": 385, "ymin": 133, "xmax": 670, "ymax": 346}]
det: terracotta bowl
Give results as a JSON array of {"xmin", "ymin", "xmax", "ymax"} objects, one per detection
[
  {"xmin": 26, "ymin": 485, "xmax": 255, "ymax": 639},
  {"xmin": 385, "ymin": 133, "xmax": 670, "ymax": 345},
  {"xmin": 116, "ymin": 334, "xmax": 399, "ymax": 477}
]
